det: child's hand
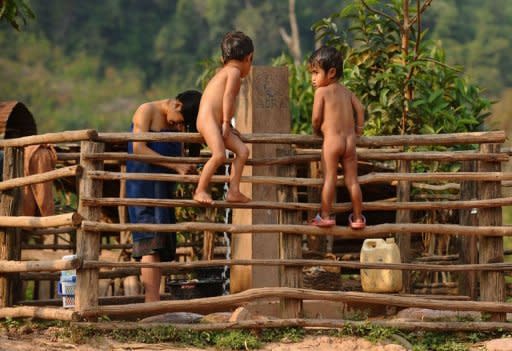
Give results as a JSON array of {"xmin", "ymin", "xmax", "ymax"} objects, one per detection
[
  {"xmin": 231, "ymin": 127, "xmax": 242, "ymax": 138},
  {"xmin": 174, "ymin": 163, "xmax": 196, "ymax": 175},
  {"xmin": 222, "ymin": 121, "xmax": 231, "ymax": 139}
]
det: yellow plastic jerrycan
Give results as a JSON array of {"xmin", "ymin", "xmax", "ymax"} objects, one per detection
[{"xmin": 360, "ymin": 238, "xmax": 402, "ymax": 293}]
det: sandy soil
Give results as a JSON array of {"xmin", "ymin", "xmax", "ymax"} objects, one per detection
[{"xmin": 0, "ymin": 328, "xmax": 408, "ymax": 351}]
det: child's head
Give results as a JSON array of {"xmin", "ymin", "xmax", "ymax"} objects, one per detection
[
  {"xmin": 176, "ymin": 90, "xmax": 202, "ymax": 157},
  {"xmin": 308, "ymin": 46, "xmax": 343, "ymax": 82},
  {"xmin": 176, "ymin": 90, "xmax": 202, "ymax": 132},
  {"xmin": 221, "ymin": 31, "xmax": 254, "ymax": 64}
]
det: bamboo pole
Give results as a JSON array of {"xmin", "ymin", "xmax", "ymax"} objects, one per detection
[
  {"xmin": 87, "ymin": 170, "xmax": 512, "ymax": 186},
  {"xmin": 0, "ymin": 212, "xmax": 81, "ymax": 228},
  {"xmin": 479, "ymin": 144, "xmax": 505, "ymax": 321},
  {"xmin": 95, "ymin": 130, "xmax": 505, "ymax": 146},
  {"xmin": 0, "ymin": 130, "xmax": 97, "ymax": 148},
  {"xmin": 83, "ymin": 258, "xmax": 512, "ymax": 272},
  {"xmin": 82, "ymin": 221, "xmax": 512, "ymax": 238},
  {"xmin": 0, "ymin": 258, "xmax": 80, "ymax": 273},
  {"xmin": 81, "ymin": 196, "xmax": 512, "ymax": 213},
  {"xmin": 0, "ymin": 165, "xmax": 80, "ymax": 192},
  {"xmin": 78, "ymin": 286, "xmax": 512, "ymax": 318},
  {"xmin": 73, "ymin": 318, "xmax": 512, "ymax": 332},
  {"xmin": 75, "ymin": 141, "xmax": 104, "ymax": 318},
  {"xmin": 0, "ymin": 306, "xmax": 78, "ymax": 321}
]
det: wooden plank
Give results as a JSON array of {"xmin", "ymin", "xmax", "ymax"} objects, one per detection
[
  {"xmin": 478, "ymin": 143, "xmax": 506, "ymax": 321},
  {"xmin": 75, "ymin": 141, "xmax": 104, "ymax": 318},
  {"xmin": 230, "ymin": 67, "xmax": 289, "ymax": 293}
]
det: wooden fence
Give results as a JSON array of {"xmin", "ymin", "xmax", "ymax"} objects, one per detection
[{"xmin": 1, "ymin": 129, "xmax": 512, "ymax": 328}]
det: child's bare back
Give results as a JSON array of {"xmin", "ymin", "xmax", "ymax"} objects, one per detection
[
  {"xmin": 317, "ymin": 83, "xmax": 360, "ymax": 159},
  {"xmin": 193, "ymin": 31, "xmax": 254, "ymax": 205},
  {"xmin": 308, "ymin": 45, "xmax": 365, "ymax": 229},
  {"xmin": 196, "ymin": 66, "xmax": 240, "ymax": 130}
]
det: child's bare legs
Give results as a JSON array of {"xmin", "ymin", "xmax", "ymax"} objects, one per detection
[
  {"xmin": 194, "ymin": 120, "xmax": 227, "ymax": 204},
  {"xmin": 320, "ymin": 136, "xmax": 342, "ymax": 219},
  {"xmin": 342, "ymin": 135, "xmax": 364, "ymax": 224},
  {"xmin": 224, "ymin": 131, "xmax": 250, "ymax": 202},
  {"xmin": 141, "ymin": 254, "xmax": 161, "ymax": 302}
]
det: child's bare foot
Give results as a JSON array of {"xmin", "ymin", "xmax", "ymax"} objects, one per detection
[
  {"xmin": 193, "ymin": 191, "xmax": 214, "ymax": 205},
  {"xmin": 226, "ymin": 190, "xmax": 251, "ymax": 203},
  {"xmin": 349, "ymin": 213, "xmax": 366, "ymax": 230}
]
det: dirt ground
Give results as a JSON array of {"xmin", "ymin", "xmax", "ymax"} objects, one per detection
[
  {"xmin": 3, "ymin": 325, "xmax": 509, "ymax": 350},
  {"xmin": 0, "ymin": 327, "xmax": 408, "ymax": 351}
]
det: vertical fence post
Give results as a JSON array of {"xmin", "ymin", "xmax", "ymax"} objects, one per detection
[
  {"xmin": 0, "ymin": 147, "xmax": 23, "ymax": 307},
  {"xmin": 458, "ymin": 160, "xmax": 478, "ymax": 299},
  {"xmin": 306, "ymin": 161, "xmax": 326, "ymax": 254},
  {"xmin": 75, "ymin": 141, "xmax": 104, "ymax": 318},
  {"xmin": 278, "ymin": 148, "xmax": 302, "ymax": 318},
  {"xmin": 396, "ymin": 159, "xmax": 411, "ymax": 292},
  {"xmin": 479, "ymin": 143, "xmax": 505, "ymax": 321}
]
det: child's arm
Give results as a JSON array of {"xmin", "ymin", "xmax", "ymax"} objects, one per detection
[
  {"xmin": 311, "ymin": 89, "xmax": 325, "ymax": 136},
  {"xmin": 222, "ymin": 68, "xmax": 242, "ymax": 138},
  {"xmin": 351, "ymin": 93, "xmax": 365, "ymax": 136},
  {"xmin": 132, "ymin": 106, "xmax": 194, "ymax": 175}
]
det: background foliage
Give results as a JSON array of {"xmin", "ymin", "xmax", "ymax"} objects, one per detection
[{"xmin": 0, "ymin": 0, "xmax": 510, "ymax": 135}]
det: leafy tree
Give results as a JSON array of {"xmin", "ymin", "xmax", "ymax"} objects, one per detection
[
  {"xmin": 0, "ymin": 0, "xmax": 34, "ymax": 31},
  {"xmin": 311, "ymin": 0, "xmax": 491, "ymax": 137}
]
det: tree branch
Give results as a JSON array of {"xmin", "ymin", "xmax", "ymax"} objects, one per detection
[
  {"xmin": 360, "ymin": 0, "xmax": 400, "ymax": 27},
  {"xmin": 410, "ymin": 0, "xmax": 433, "ymax": 26},
  {"xmin": 279, "ymin": 0, "xmax": 302, "ymax": 65}
]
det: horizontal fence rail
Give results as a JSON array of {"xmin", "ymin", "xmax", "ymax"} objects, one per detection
[
  {"xmin": 96, "ymin": 130, "xmax": 506, "ymax": 146},
  {"xmin": 82, "ymin": 221, "xmax": 512, "ymax": 238},
  {"xmin": 0, "ymin": 129, "xmax": 97, "ymax": 148},
  {"xmin": 82, "ymin": 196, "xmax": 512, "ymax": 212},
  {"xmin": 87, "ymin": 170, "xmax": 512, "ymax": 186},
  {"xmin": 0, "ymin": 129, "xmax": 510, "ymax": 324}
]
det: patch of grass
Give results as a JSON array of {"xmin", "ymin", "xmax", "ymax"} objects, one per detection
[
  {"xmin": 260, "ymin": 327, "xmax": 305, "ymax": 343},
  {"xmin": 336, "ymin": 322, "xmax": 397, "ymax": 344},
  {"xmin": 213, "ymin": 330, "xmax": 261, "ymax": 350}
]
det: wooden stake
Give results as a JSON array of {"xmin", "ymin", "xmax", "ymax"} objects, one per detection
[
  {"xmin": 479, "ymin": 143, "xmax": 505, "ymax": 321},
  {"xmin": 75, "ymin": 141, "xmax": 104, "ymax": 318},
  {"xmin": 278, "ymin": 148, "xmax": 302, "ymax": 318},
  {"xmin": 0, "ymin": 147, "xmax": 23, "ymax": 307}
]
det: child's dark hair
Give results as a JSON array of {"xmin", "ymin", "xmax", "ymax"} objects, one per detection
[
  {"xmin": 221, "ymin": 31, "xmax": 254, "ymax": 63},
  {"xmin": 308, "ymin": 46, "xmax": 344, "ymax": 80},
  {"xmin": 176, "ymin": 90, "xmax": 202, "ymax": 156}
]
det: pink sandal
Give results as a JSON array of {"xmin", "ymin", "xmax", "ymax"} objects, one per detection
[
  {"xmin": 349, "ymin": 213, "xmax": 366, "ymax": 230},
  {"xmin": 310, "ymin": 214, "xmax": 336, "ymax": 228}
]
